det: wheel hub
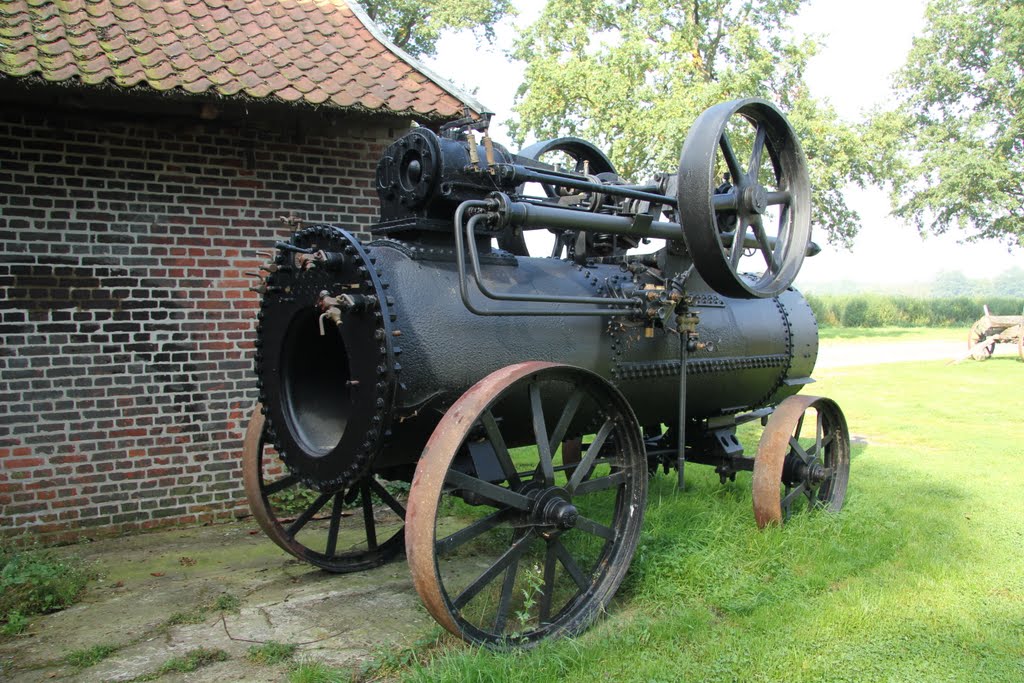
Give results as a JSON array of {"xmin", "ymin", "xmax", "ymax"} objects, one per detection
[
  {"xmin": 742, "ymin": 183, "xmax": 769, "ymax": 214},
  {"xmin": 782, "ymin": 453, "xmax": 828, "ymax": 487},
  {"xmin": 529, "ymin": 487, "xmax": 578, "ymax": 530}
]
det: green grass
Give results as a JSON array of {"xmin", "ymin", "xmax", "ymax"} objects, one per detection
[
  {"xmin": 289, "ymin": 660, "xmax": 352, "ymax": 683},
  {"xmin": 165, "ymin": 591, "xmax": 240, "ymax": 626},
  {"xmin": 385, "ymin": 358, "xmax": 1024, "ymax": 681},
  {"xmin": 0, "ymin": 546, "xmax": 95, "ymax": 635},
  {"xmin": 248, "ymin": 641, "xmax": 298, "ymax": 665},
  {"xmin": 65, "ymin": 643, "xmax": 119, "ymax": 669}
]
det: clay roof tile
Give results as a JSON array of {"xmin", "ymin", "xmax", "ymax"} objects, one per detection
[{"xmin": 0, "ymin": 0, "xmax": 480, "ymax": 118}]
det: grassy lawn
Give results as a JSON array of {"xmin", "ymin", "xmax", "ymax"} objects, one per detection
[
  {"xmin": 818, "ymin": 326, "xmax": 964, "ymax": 344},
  {"xmin": 389, "ymin": 358, "xmax": 1023, "ymax": 682}
]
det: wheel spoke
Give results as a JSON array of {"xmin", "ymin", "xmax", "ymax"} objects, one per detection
[
  {"xmin": 789, "ymin": 436, "xmax": 813, "ymax": 464},
  {"xmin": 553, "ymin": 539, "xmax": 590, "ymax": 591},
  {"xmin": 573, "ymin": 470, "xmax": 626, "ymax": 496},
  {"xmin": 729, "ymin": 219, "xmax": 747, "ymax": 266},
  {"xmin": 325, "ymin": 492, "xmax": 344, "ymax": 557},
  {"xmin": 804, "ymin": 485, "xmax": 817, "ymax": 508},
  {"xmin": 566, "ymin": 419, "xmax": 615, "ymax": 493},
  {"xmin": 547, "ymin": 389, "xmax": 584, "ymax": 456},
  {"xmin": 815, "ymin": 411, "xmax": 824, "ymax": 461},
  {"xmin": 452, "ymin": 531, "xmax": 534, "ymax": 610},
  {"xmin": 574, "ymin": 515, "xmax": 615, "ymax": 541},
  {"xmin": 794, "ymin": 412, "xmax": 806, "ymax": 440},
  {"xmin": 481, "ymin": 409, "xmax": 521, "ymax": 488},
  {"xmin": 493, "ymin": 554, "xmax": 520, "ymax": 633},
  {"xmin": 367, "ymin": 478, "xmax": 406, "ymax": 519},
  {"xmin": 781, "ymin": 482, "xmax": 806, "ymax": 511},
  {"xmin": 286, "ymin": 492, "xmax": 332, "ymax": 537},
  {"xmin": 436, "ymin": 508, "xmax": 513, "ymax": 555},
  {"xmin": 361, "ymin": 482, "xmax": 377, "ymax": 551},
  {"xmin": 446, "ymin": 469, "xmax": 531, "ymax": 510},
  {"xmin": 264, "ymin": 474, "xmax": 298, "ymax": 496},
  {"xmin": 530, "ymin": 383, "xmax": 556, "ymax": 486},
  {"xmin": 748, "ymin": 123, "xmax": 766, "ymax": 180},
  {"xmin": 719, "ymin": 132, "xmax": 743, "ymax": 182},
  {"xmin": 538, "ymin": 540, "xmax": 558, "ymax": 624},
  {"xmin": 750, "ymin": 215, "xmax": 777, "ymax": 272}
]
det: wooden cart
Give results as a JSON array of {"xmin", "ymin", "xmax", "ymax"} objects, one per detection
[{"xmin": 965, "ymin": 305, "xmax": 1024, "ymax": 361}]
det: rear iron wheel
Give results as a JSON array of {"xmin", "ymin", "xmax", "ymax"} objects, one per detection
[
  {"xmin": 243, "ymin": 406, "xmax": 406, "ymax": 573},
  {"xmin": 405, "ymin": 362, "xmax": 647, "ymax": 646},
  {"xmin": 752, "ymin": 395, "xmax": 850, "ymax": 528}
]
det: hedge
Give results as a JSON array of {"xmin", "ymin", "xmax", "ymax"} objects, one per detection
[{"xmin": 805, "ymin": 295, "xmax": 1024, "ymax": 328}]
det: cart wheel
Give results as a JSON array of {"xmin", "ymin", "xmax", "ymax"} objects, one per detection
[
  {"xmin": 752, "ymin": 395, "xmax": 850, "ymax": 528},
  {"xmin": 405, "ymin": 362, "xmax": 647, "ymax": 646},
  {"xmin": 967, "ymin": 319, "xmax": 996, "ymax": 360},
  {"xmin": 243, "ymin": 405, "xmax": 405, "ymax": 573}
]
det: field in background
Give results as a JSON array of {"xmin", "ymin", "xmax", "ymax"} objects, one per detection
[
  {"xmin": 385, "ymin": 358, "xmax": 1024, "ymax": 683},
  {"xmin": 807, "ymin": 294, "xmax": 1023, "ymax": 328}
]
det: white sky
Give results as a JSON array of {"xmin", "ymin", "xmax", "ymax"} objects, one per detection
[{"xmin": 424, "ymin": 0, "xmax": 1021, "ymax": 287}]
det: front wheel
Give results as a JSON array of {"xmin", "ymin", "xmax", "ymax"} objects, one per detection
[{"xmin": 405, "ymin": 362, "xmax": 647, "ymax": 646}]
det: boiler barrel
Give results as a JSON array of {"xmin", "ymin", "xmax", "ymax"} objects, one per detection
[{"xmin": 371, "ymin": 240, "xmax": 817, "ymax": 460}]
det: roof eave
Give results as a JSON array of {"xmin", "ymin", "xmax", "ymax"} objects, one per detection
[{"xmin": 345, "ymin": 0, "xmax": 492, "ymax": 118}]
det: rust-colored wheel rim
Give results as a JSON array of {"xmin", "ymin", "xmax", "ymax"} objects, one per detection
[
  {"xmin": 405, "ymin": 362, "xmax": 646, "ymax": 646},
  {"xmin": 242, "ymin": 404, "xmax": 405, "ymax": 573},
  {"xmin": 752, "ymin": 395, "xmax": 850, "ymax": 528}
]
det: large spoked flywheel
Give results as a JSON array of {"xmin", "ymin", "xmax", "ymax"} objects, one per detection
[
  {"xmin": 405, "ymin": 362, "xmax": 647, "ymax": 646},
  {"xmin": 677, "ymin": 98, "xmax": 811, "ymax": 299}
]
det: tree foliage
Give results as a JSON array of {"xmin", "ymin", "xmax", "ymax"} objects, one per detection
[
  {"xmin": 509, "ymin": 0, "xmax": 873, "ymax": 246},
  {"xmin": 873, "ymin": 0, "xmax": 1024, "ymax": 247},
  {"xmin": 361, "ymin": 0, "xmax": 513, "ymax": 57}
]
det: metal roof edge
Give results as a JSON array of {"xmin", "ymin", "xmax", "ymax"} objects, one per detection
[{"xmin": 344, "ymin": 0, "xmax": 492, "ymax": 118}]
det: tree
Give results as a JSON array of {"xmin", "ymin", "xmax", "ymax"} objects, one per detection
[
  {"xmin": 871, "ymin": 0, "xmax": 1024, "ymax": 247},
  {"xmin": 362, "ymin": 0, "xmax": 513, "ymax": 57},
  {"xmin": 509, "ymin": 0, "xmax": 873, "ymax": 246},
  {"xmin": 931, "ymin": 270, "xmax": 974, "ymax": 298}
]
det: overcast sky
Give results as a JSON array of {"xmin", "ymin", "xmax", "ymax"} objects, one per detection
[{"xmin": 424, "ymin": 0, "xmax": 1021, "ymax": 286}]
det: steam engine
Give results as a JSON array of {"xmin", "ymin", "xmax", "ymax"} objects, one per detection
[{"xmin": 243, "ymin": 99, "xmax": 850, "ymax": 647}]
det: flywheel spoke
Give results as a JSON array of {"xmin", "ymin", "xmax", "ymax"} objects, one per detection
[
  {"xmin": 719, "ymin": 132, "xmax": 744, "ymax": 182},
  {"xmin": 748, "ymin": 123, "xmax": 766, "ymax": 179}
]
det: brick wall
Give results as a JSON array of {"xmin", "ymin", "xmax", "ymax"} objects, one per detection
[{"xmin": 0, "ymin": 102, "xmax": 404, "ymax": 543}]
